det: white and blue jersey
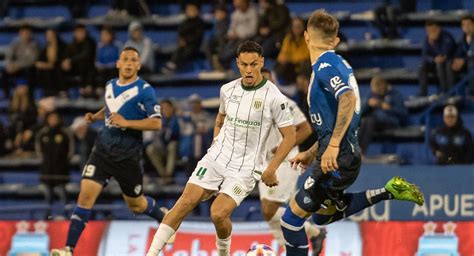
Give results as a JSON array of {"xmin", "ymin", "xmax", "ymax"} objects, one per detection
[
  {"xmin": 308, "ymin": 50, "xmax": 361, "ymax": 153},
  {"xmin": 96, "ymin": 77, "xmax": 161, "ymax": 160}
]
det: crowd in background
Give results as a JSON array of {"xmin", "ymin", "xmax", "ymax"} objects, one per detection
[{"xmin": 0, "ymin": 0, "xmax": 472, "ymax": 200}]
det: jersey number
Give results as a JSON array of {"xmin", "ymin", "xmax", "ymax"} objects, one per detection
[{"xmin": 82, "ymin": 164, "xmax": 96, "ymax": 177}]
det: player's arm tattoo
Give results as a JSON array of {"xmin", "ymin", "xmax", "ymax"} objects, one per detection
[
  {"xmin": 330, "ymin": 91, "xmax": 356, "ymax": 146},
  {"xmin": 213, "ymin": 112, "xmax": 226, "ymax": 138}
]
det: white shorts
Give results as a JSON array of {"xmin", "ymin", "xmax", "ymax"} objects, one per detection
[
  {"xmin": 258, "ymin": 161, "xmax": 299, "ymax": 203},
  {"xmin": 187, "ymin": 156, "xmax": 257, "ymax": 206}
]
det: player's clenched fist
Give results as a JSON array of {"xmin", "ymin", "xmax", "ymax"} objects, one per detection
[
  {"xmin": 109, "ymin": 112, "xmax": 129, "ymax": 128},
  {"xmin": 84, "ymin": 112, "xmax": 96, "ymax": 123},
  {"xmin": 262, "ymin": 170, "xmax": 279, "ymax": 187}
]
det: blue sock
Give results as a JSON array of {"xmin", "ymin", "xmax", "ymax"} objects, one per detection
[
  {"xmin": 312, "ymin": 191, "xmax": 373, "ymax": 225},
  {"xmin": 280, "ymin": 207, "xmax": 308, "ymax": 256},
  {"xmin": 66, "ymin": 206, "xmax": 91, "ymax": 249},
  {"xmin": 143, "ymin": 196, "xmax": 165, "ymax": 222}
]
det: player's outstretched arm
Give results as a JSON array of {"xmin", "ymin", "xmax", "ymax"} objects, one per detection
[
  {"xmin": 213, "ymin": 112, "xmax": 226, "ymax": 138},
  {"xmin": 321, "ymin": 90, "xmax": 356, "ymax": 173},
  {"xmin": 85, "ymin": 107, "xmax": 106, "ymax": 123},
  {"xmin": 262, "ymin": 125, "xmax": 296, "ymax": 187},
  {"xmin": 109, "ymin": 112, "xmax": 161, "ymax": 131}
]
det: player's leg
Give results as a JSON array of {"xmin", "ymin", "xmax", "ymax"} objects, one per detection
[
  {"xmin": 210, "ymin": 193, "xmax": 238, "ymax": 256},
  {"xmin": 51, "ymin": 179, "xmax": 103, "ymax": 255},
  {"xmin": 311, "ymin": 176, "xmax": 425, "ymax": 225},
  {"xmin": 147, "ymin": 183, "xmax": 215, "ymax": 256},
  {"xmin": 122, "ymin": 194, "xmax": 166, "ymax": 222},
  {"xmin": 148, "ymin": 157, "xmax": 220, "ymax": 256},
  {"xmin": 260, "ymin": 198, "xmax": 286, "ymax": 245},
  {"xmin": 281, "ymin": 198, "xmax": 313, "ymax": 256}
]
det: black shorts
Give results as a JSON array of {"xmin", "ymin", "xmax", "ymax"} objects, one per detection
[
  {"xmin": 295, "ymin": 149, "xmax": 361, "ymax": 213},
  {"xmin": 81, "ymin": 149, "xmax": 144, "ymax": 197}
]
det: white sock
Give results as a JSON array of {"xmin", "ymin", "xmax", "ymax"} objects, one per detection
[
  {"xmin": 216, "ymin": 235, "xmax": 231, "ymax": 256},
  {"xmin": 147, "ymin": 224, "xmax": 175, "ymax": 256},
  {"xmin": 267, "ymin": 207, "xmax": 286, "ymax": 246},
  {"xmin": 304, "ymin": 221, "xmax": 319, "ymax": 238}
]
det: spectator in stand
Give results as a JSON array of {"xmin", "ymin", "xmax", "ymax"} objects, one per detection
[
  {"xmin": 452, "ymin": 15, "xmax": 474, "ymax": 95},
  {"xmin": 161, "ymin": 2, "xmax": 206, "ymax": 74},
  {"xmin": 430, "ymin": 105, "xmax": 473, "ymax": 165},
  {"xmin": 255, "ymin": 0, "xmax": 290, "ymax": 58},
  {"xmin": 70, "ymin": 116, "xmax": 98, "ymax": 171},
  {"xmin": 146, "ymin": 99, "xmax": 180, "ymax": 185},
  {"xmin": 124, "ymin": 21, "xmax": 154, "ymax": 73},
  {"xmin": 186, "ymin": 94, "xmax": 213, "ymax": 171},
  {"xmin": 96, "ymin": 26, "xmax": 121, "ymax": 87},
  {"xmin": 275, "ymin": 17, "xmax": 310, "ymax": 85},
  {"xmin": 419, "ymin": 21, "xmax": 456, "ymax": 96},
  {"xmin": 373, "ymin": 0, "xmax": 417, "ymax": 39},
  {"xmin": 35, "ymin": 29, "xmax": 67, "ymax": 97},
  {"xmin": 359, "ymin": 76, "xmax": 407, "ymax": 155},
  {"xmin": 107, "ymin": 0, "xmax": 150, "ymax": 18},
  {"xmin": 1, "ymin": 24, "xmax": 39, "ymax": 96},
  {"xmin": 218, "ymin": 0, "xmax": 258, "ymax": 69},
  {"xmin": 62, "ymin": 24, "xmax": 96, "ymax": 97},
  {"xmin": 206, "ymin": 3, "xmax": 230, "ymax": 71},
  {"xmin": 36, "ymin": 112, "xmax": 74, "ymax": 214},
  {"xmin": 7, "ymin": 80, "xmax": 37, "ymax": 145}
]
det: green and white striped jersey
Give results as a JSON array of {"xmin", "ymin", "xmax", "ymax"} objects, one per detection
[{"xmin": 207, "ymin": 77, "xmax": 293, "ymax": 174}]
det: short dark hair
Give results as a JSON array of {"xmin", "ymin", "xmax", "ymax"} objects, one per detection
[
  {"xmin": 74, "ymin": 23, "xmax": 86, "ymax": 30},
  {"xmin": 121, "ymin": 46, "xmax": 140, "ymax": 56},
  {"xmin": 461, "ymin": 14, "xmax": 474, "ymax": 22},
  {"xmin": 261, "ymin": 68, "xmax": 271, "ymax": 74},
  {"xmin": 426, "ymin": 20, "xmax": 440, "ymax": 27},
  {"xmin": 236, "ymin": 41, "xmax": 263, "ymax": 57},
  {"xmin": 307, "ymin": 9, "xmax": 339, "ymax": 39},
  {"xmin": 160, "ymin": 99, "xmax": 173, "ymax": 107},
  {"xmin": 19, "ymin": 23, "xmax": 32, "ymax": 31}
]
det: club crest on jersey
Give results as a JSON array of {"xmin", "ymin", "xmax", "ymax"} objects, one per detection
[
  {"xmin": 134, "ymin": 185, "xmax": 142, "ymax": 195},
  {"xmin": 232, "ymin": 185, "xmax": 243, "ymax": 196},
  {"xmin": 252, "ymin": 98, "xmax": 263, "ymax": 111},
  {"xmin": 304, "ymin": 176, "xmax": 315, "ymax": 190}
]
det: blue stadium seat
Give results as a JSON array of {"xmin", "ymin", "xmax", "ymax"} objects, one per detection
[
  {"xmin": 8, "ymin": 6, "xmax": 71, "ymax": 19},
  {"xmin": 88, "ymin": 5, "xmax": 109, "ymax": 17}
]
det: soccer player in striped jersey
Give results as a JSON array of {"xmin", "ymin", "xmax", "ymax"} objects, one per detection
[
  {"xmin": 280, "ymin": 10, "xmax": 425, "ymax": 255},
  {"xmin": 147, "ymin": 41, "xmax": 296, "ymax": 256}
]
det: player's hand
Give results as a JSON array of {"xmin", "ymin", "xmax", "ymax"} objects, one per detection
[
  {"xmin": 289, "ymin": 151, "xmax": 316, "ymax": 170},
  {"xmin": 84, "ymin": 112, "xmax": 96, "ymax": 123},
  {"xmin": 261, "ymin": 170, "xmax": 278, "ymax": 187},
  {"xmin": 109, "ymin": 112, "xmax": 129, "ymax": 128},
  {"xmin": 321, "ymin": 145, "xmax": 339, "ymax": 174}
]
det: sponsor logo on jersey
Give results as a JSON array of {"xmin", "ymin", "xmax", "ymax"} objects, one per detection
[
  {"xmin": 252, "ymin": 98, "xmax": 263, "ymax": 111},
  {"xmin": 330, "ymin": 76, "xmax": 344, "ymax": 89},
  {"xmin": 318, "ymin": 62, "xmax": 331, "ymax": 71},
  {"xmin": 226, "ymin": 116, "xmax": 261, "ymax": 128},
  {"xmin": 310, "ymin": 113, "xmax": 323, "ymax": 126}
]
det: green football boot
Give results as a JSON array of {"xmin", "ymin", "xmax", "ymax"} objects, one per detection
[{"xmin": 385, "ymin": 176, "xmax": 425, "ymax": 206}]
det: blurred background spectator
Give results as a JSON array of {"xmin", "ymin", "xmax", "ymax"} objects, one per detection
[
  {"xmin": 359, "ymin": 76, "xmax": 407, "ymax": 155},
  {"xmin": 34, "ymin": 29, "xmax": 67, "ymax": 97},
  {"xmin": 218, "ymin": 0, "xmax": 258, "ymax": 69},
  {"xmin": 255, "ymin": 0, "xmax": 290, "ymax": 58},
  {"xmin": 95, "ymin": 26, "xmax": 121, "ymax": 87},
  {"xmin": 430, "ymin": 105, "xmax": 473, "ymax": 165},
  {"xmin": 146, "ymin": 99, "xmax": 180, "ymax": 185},
  {"xmin": 161, "ymin": 2, "xmax": 206, "ymax": 74},
  {"xmin": 205, "ymin": 3, "xmax": 230, "ymax": 71},
  {"xmin": 62, "ymin": 24, "xmax": 96, "ymax": 97},
  {"xmin": 452, "ymin": 15, "xmax": 474, "ymax": 96},
  {"xmin": 1, "ymin": 24, "xmax": 39, "ymax": 96},
  {"xmin": 419, "ymin": 21, "xmax": 456, "ymax": 96},
  {"xmin": 373, "ymin": 0, "xmax": 417, "ymax": 39},
  {"xmin": 70, "ymin": 117, "xmax": 97, "ymax": 171},
  {"xmin": 275, "ymin": 17, "xmax": 309, "ymax": 85},
  {"xmin": 36, "ymin": 112, "xmax": 73, "ymax": 214},
  {"xmin": 124, "ymin": 21, "xmax": 154, "ymax": 73}
]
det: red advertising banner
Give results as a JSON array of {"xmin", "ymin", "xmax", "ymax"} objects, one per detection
[{"xmin": 361, "ymin": 221, "xmax": 474, "ymax": 256}]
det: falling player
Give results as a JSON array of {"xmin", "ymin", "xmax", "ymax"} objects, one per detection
[
  {"xmin": 51, "ymin": 47, "xmax": 170, "ymax": 256},
  {"xmin": 147, "ymin": 41, "xmax": 296, "ymax": 256},
  {"xmin": 260, "ymin": 69, "xmax": 327, "ymax": 255},
  {"xmin": 280, "ymin": 10, "xmax": 425, "ymax": 255}
]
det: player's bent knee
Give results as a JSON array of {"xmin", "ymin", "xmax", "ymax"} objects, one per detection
[{"xmin": 210, "ymin": 209, "xmax": 230, "ymax": 224}]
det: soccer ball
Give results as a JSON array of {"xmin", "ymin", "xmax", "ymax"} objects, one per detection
[{"xmin": 246, "ymin": 244, "xmax": 276, "ymax": 256}]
